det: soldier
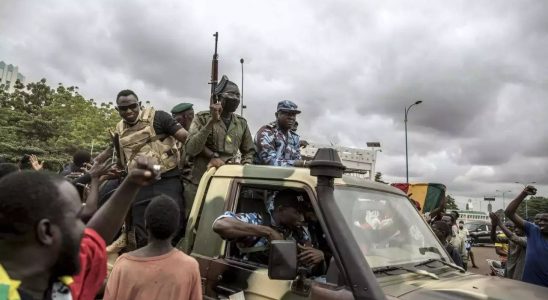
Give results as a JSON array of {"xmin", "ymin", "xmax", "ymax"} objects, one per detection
[
  {"xmin": 254, "ymin": 100, "xmax": 307, "ymax": 167},
  {"xmin": 171, "ymin": 102, "xmax": 196, "ymax": 218},
  {"xmin": 185, "ymin": 75, "xmax": 255, "ymax": 185},
  {"xmin": 212, "ymin": 189, "xmax": 325, "ymax": 270},
  {"xmin": 171, "ymin": 102, "xmax": 194, "ymax": 131},
  {"xmin": 95, "ymin": 90, "xmax": 188, "ymax": 248}
]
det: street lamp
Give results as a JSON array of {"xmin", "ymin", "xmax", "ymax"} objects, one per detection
[
  {"xmin": 405, "ymin": 100, "xmax": 422, "ymax": 183},
  {"xmin": 240, "ymin": 58, "xmax": 247, "ymax": 117},
  {"xmin": 496, "ymin": 190, "xmax": 512, "ymax": 220},
  {"xmin": 515, "ymin": 181, "xmax": 536, "ymax": 219}
]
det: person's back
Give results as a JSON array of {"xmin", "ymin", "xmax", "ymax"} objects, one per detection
[
  {"xmin": 106, "ymin": 249, "xmax": 200, "ymax": 300},
  {"xmin": 105, "ymin": 195, "xmax": 201, "ymax": 300}
]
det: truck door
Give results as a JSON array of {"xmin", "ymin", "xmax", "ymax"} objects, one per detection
[
  {"xmin": 206, "ymin": 179, "xmax": 326, "ymax": 300},
  {"xmin": 187, "ymin": 172, "xmax": 234, "ymax": 299}
]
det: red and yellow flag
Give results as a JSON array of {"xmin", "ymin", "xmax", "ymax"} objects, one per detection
[{"xmin": 391, "ymin": 183, "xmax": 446, "ymax": 213}]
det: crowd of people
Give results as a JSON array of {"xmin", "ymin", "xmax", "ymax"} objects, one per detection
[
  {"xmin": 0, "ymin": 75, "xmax": 308, "ymax": 300},
  {"xmin": 1, "ymin": 73, "xmax": 547, "ymax": 300},
  {"xmin": 425, "ymin": 186, "xmax": 548, "ymax": 287}
]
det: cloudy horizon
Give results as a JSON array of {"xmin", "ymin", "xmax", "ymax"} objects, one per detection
[{"xmin": 2, "ymin": 0, "xmax": 548, "ymax": 210}]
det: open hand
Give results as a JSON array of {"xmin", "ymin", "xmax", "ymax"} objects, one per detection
[
  {"xmin": 29, "ymin": 154, "xmax": 43, "ymax": 171},
  {"xmin": 207, "ymin": 157, "xmax": 225, "ymax": 169},
  {"xmin": 86, "ymin": 161, "xmax": 116, "ymax": 179},
  {"xmin": 297, "ymin": 244, "xmax": 324, "ymax": 266}
]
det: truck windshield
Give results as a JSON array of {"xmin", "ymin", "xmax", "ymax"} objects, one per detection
[{"xmin": 334, "ymin": 186, "xmax": 451, "ymax": 269}]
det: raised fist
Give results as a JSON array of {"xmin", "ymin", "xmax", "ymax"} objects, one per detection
[{"xmin": 524, "ymin": 185, "xmax": 537, "ymax": 196}]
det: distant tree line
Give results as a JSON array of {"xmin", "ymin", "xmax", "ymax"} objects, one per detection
[{"xmin": 0, "ymin": 79, "xmax": 118, "ymax": 170}]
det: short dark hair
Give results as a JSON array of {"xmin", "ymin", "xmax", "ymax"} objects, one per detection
[
  {"xmin": 73, "ymin": 150, "xmax": 91, "ymax": 168},
  {"xmin": 444, "ymin": 213, "xmax": 456, "ymax": 224},
  {"xmin": 274, "ymin": 189, "xmax": 302, "ymax": 210},
  {"xmin": 0, "ymin": 171, "xmax": 66, "ymax": 237},
  {"xmin": 0, "ymin": 163, "xmax": 19, "ymax": 179},
  {"xmin": 145, "ymin": 195, "xmax": 180, "ymax": 240},
  {"xmin": 116, "ymin": 89, "xmax": 139, "ymax": 102},
  {"xmin": 432, "ymin": 220, "xmax": 451, "ymax": 238}
]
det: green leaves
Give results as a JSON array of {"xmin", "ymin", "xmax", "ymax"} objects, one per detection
[{"xmin": 0, "ymin": 79, "xmax": 118, "ymax": 170}]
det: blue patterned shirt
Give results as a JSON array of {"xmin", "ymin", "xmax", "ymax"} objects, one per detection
[
  {"xmin": 254, "ymin": 121, "xmax": 301, "ymax": 166},
  {"xmin": 213, "ymin": 211, "xmax": 311, "ymax": 251}
]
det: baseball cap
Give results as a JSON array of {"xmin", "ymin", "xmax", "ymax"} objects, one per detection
[{"xmin": 277, "ymin": 100, "xmax": 301, "ymax": 114}]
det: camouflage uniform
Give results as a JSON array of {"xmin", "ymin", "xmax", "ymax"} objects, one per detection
[
  {"xmin": 254, "ymin": 121, "xmax": 301, "ymax": 166},
  {"xmin": 214, "ymin": 211, "xmax": 311, "ymax": 263},
  {"xmin": 185, "ymin": 111, "xmax": 255, "ymax": 185}
]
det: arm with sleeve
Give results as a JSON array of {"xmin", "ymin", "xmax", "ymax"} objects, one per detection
[
  {"xmin": 185, "ymin": 115, "xmax": 210, "ymax": 157},
  {"xmin": 255, "ymin": 126, "xmax": 296, "ymax": 166},
  {"xmin": 239, "ymin": 120, "xmax": 256, "ymax": 164}
]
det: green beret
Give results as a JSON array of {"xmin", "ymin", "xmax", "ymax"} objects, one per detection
[{"xmin": 171, "ymin": 103, "xmax": 193, "ymax": 114}]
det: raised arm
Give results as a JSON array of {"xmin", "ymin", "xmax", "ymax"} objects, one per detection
[
  {"xmin": 80, "ymin": 161, "xmax": 115, "ymax": 223},
  {"xmin": 239, "ymin": 121, "xmax": 256, "ymax": 165},
  {"xmin": 505, "ymin": 186, "xmax": 536, "ymax": 230},
  {"xmin": 491, "ymin": 212, "xmax": 514, "ymax": 238},
  {"xmin": 86, "ymin": 158, "xmax": 156, "ymax": 244},
  {"xmin": 185, "ymin": 104, "xmax": 221, "ymax": 157},
  {"xmin": 489, "ymin": 212, "xmax": 499, "ymax": 243}
]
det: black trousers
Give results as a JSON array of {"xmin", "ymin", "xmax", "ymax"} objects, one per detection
[{"xmin": 131, "ymin": 176, "xmax": 185, "ymax": 248}]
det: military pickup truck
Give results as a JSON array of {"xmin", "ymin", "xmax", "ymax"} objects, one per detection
[{"xmin": 178, "ymin": 149, "xmax": 547, "ymax": 300}]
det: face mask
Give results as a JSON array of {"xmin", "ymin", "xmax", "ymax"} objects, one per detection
[{"xmin": 459, "ymin": 225, "xmax": 463, "ymax": 229}]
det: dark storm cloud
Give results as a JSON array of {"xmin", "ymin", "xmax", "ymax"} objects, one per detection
[{"xmin": 2, "ymin": 0, "xmax": 548, "ymax": 199}]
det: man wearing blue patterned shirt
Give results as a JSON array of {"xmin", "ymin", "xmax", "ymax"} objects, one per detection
[
  {"xmin": 254, "ymin": 100, "xmax": 307, "ymax": 167},
  {"xmin": 212, "ymin": 190, "xmax": 324, "ymax": 267}
]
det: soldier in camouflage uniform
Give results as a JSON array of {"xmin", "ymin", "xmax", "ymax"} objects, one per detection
[
  {"xmin": 185, "ymin": 75, "xmax": 255, "ymax": 186},
  {"xmin": 254, "ymin": 100, "xmax": 307, "ymax": 167},
  {"xmin": 212, "ymin": 189, "xmax": 325, "ymax": 268},
  {"xmin": 95, "ymin": 90, "xmax": 189, "ymax": 249}
]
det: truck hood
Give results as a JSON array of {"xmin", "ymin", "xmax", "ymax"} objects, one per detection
[{"xmin": 380, "ymin": 272, "xmax": 548, "ymax": 300}]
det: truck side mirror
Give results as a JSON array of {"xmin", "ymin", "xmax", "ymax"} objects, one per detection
[{"xmin": 268, "ymin": 240, "xmax": 297, "ymax": 280}]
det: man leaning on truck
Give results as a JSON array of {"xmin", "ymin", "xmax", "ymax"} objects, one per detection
[{"xmin": 212, "ymin": 189, "xmax": 325, "ymax": 270}]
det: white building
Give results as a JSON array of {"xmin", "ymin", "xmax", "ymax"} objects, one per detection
[
  {"xmin": 301, "ymin": 143, "xmax": 378, "ymax": 179},
  {"xmin": 0, "ymin": 61, "xmax": 25, "ymax": 92}
]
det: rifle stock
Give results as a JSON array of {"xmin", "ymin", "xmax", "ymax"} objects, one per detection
[{"xmin": 210, "ymin": 32, "xmax": 219, "ymax": 105}]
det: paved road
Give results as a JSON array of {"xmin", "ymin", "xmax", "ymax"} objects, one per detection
[{"xmin": 466, "ymin": 245, "xmax": 499, "ymax": 275}]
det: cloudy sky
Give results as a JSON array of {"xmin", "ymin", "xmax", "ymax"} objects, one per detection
[{"xmin": 2, "ymin": 0, "xmax": 547, "ymax": 210}]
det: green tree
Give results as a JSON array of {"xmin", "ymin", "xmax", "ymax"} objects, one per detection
[
  {"xmin": 0, "ymin": 79, "xmax": 118, "ymax": 170},
  {"xmin": 516, "ymin": 196, "xmax": 548, "ymax": 220},
  {"xmin": 445, "ymin": 194, "xmax": 459, "ymax": 210}
]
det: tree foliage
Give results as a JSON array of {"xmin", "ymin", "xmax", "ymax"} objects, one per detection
[
  {"xmin": 516, "ymin": 196, "xmax": 548, "ymax": 221},
  {"xmin": 0, "ymin": 79, "xmax": 118, "ymax": 170},
  {"xmin": 446, "ymin": 194, "xmax": 459, "ymax": 210}
]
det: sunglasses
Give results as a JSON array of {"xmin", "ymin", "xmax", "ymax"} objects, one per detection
[{"xmin": 116, "ymin": 103, "xmax": 139, "ymax": 111}]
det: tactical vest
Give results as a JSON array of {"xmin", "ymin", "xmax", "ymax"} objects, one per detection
[{"xmin": 114, "ymin": 107, "xmax": 179, "ymax": 174}]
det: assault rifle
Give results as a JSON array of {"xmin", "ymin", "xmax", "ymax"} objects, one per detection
[{"xmin": 209, "ymin": 32, "xmax": 219, "ymax": 105}]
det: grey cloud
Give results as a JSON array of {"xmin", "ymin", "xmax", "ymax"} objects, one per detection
[{"xmin": 2, "ymin": 0, "xmax": 548, "ymax": 200}]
